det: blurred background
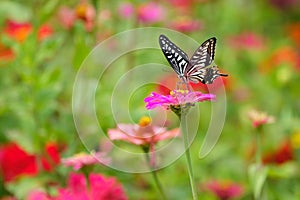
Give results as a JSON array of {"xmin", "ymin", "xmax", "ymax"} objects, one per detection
[{"xmin": 0, "ymin": 0, "xmax": 300, "ymax": 199}]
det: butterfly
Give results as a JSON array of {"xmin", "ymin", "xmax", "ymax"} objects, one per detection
[{"xmin": 158, "ymin": 34, "xmax": 228, "ymax": 84}]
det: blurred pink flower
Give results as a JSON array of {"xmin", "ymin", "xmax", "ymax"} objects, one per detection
[
  {"xmin": 58, "ymin": 1, "xmax": 96, "ymax": 32},
  {"xmin": 61, "ymin": 151, "xmax": 111, "ymax": 170},
  {"xmin": 108, "ymin": 116, "xmax": 180, "ymax": 146},
  {"xmin": 248, "ymin": 109, "xmax": 275, "ymax": 128},
  {"xmin": 56, "ymin": 173, "xmax": 127, "ymax": 200},
  {"xmin": 58, "ymin": 7, "xmax": 76, "ymax": 30},
  {"xmin": 170, "ymin": 16, "xmax": 202, "ymax": 33},
  {"xmin": 118, "ymin": 2, "xmax": 134, "ymax": 18},
  {"xmin": 168, "ymin": 0, "xmax": 193, "ymax": 8},
  {"xmin": 75, "ymin": 1, "xmax": 96, "ymax": 31},
  {"xmin": 137, "ymin": 2, "xmax": 164, "ymax": 24},
  {"xmin": 27, "ymin": 190, "xmax": 53, "ymax": 200},
  {"xmin": 227, "ymin": 32, "xmax": 265, "ymax": 50},
  {"xmin": 205, "ymin": 180, "xmax": 243, "ymax": 200},
  {"xmin": 144, "ymin": 90, "xmax": 215, "ymax": 110}
]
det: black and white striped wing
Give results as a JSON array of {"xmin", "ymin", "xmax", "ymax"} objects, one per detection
[
  {"xmin": 186, "ymin": 37, "xmax": 224, "ymax": 84},
  {"xmin": 159, "ymin": 34, "xmax": 189, "ymax": 77},
  {"xmin": 189, "ymin": 37, "xmax": 216, "ymax": 69},
  {"xmin": 188, "ymin": 66, "xmax": 227, "ymax": 84}
]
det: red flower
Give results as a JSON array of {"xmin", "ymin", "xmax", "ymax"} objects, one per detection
[
  {"xmin": 156, "ymin": 74, "xmax": 229, "ymax": 95},
  {"xmin": 189, "ymin": 75, "xmax": 230, "ymax": 93},
  {"xmin": 0, "ymin": 143, "xmax": 38, "ymax": 182},
  {"xmin": 263, "ymin": 141, "xmax": 294, "ymax": 165},
  {"xmin": 37, "ymin": 25, "xmax": 53, "ymax": 40},
  {"xmin": 4, "ymin": 20, "xmax": 32, "ymax": 42},
  {"xmin": 0, "ymin": 142, "xmax": 62, "ymax": 182},
  {"xmin": 4, "ymin": 20, "xmax": 53, "ymax": 42},
  {"xmin": 41, "ymin": 143, "xmax": 61, "ymax": 171},
  {"xmin": 0, "ymin": 42, "xmax": 14, "ymax": 61}
]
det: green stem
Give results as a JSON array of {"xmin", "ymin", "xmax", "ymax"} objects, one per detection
[
  {"xmin": 254, "ymin": 127, "xmax": 264, "ymax": 200},
  {"xmin": 255, "ymin": 131, "xmax": 262, "ymax": 165},
  {"xmin": 181, "ymin": 115, "xmax": 198, "ymax": 200},
  {"xmin": 151, "ymin": 168, "xmax": 167, "ymax": 200},
  {"xmin": 144, "ymin": 148, "xmax": 167, "ymax": 200}
]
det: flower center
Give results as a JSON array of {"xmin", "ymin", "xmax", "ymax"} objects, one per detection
[
  {"xmin": 139, "ymin": 116, "xmax": 151, "ymax": 127},
  {"xmin": 76, "ymin": 3, "xmax": 89, "ymax": 20},
  {"xmin": 170, "ymin": 89, "xmax": 189, "ymax": 96}
]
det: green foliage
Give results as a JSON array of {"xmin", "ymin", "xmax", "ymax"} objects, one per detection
[{"xmin": 0, "ymin": 0, "xmax": 300, "ymax": 199}]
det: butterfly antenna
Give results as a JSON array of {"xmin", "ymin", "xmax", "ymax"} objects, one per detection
[
  {"xmin": 219, "ymin": 73, "xmax": 228, "ymax": 77},
  {"xmin": 215, "ymin": 66, "xmax": 228, "ymax": 77}
]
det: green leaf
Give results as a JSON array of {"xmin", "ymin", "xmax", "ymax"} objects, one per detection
[
  {"xmin": 0, "ymin": 1, "xmax": 31, "ymax": 22},
  {"xmin": 248, "ymin": 163, "xmax": 268, "ymax": 199}
]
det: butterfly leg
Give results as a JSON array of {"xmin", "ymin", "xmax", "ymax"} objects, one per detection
[{"xmin": 176, "ymin": 77, "xmax": 192, "ymax": 91}]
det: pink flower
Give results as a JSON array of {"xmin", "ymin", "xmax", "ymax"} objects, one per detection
[
  {"xmin": 27, "ymin": 190, "xmax": 53, "ymax": 200},
  {"xmin": 144, "ymin": 90, "xmax": 215, "ymax": 110},
  {"xmin": 56, "ymin": 173, "xmax": 127, "ymax": 200},
  {"xmin": 137, "ymin": 2, "xmax": 164, "ymax": 24},
  {"xmin": 58, "ymin": 7, "xmax": 76, "ymax": 30},
  {"xmin": 108, "ymin": 116, "xmax": 180, "ymax": 146},
  {"xmin": 227, "ymin": 32, "xmax": 265, "ymax": 50},
  {"xmin": 248, "ymin": 109, "xmax": 275, "ymax": 128},
  {"xmin": 58, "ymin": 1, "xmax": 96, "ymax": 32},
  {"xmin": 61, "ymin": 151, "xmax": 111, "ymax": 170},
  {"xmin": 170, "ymin": 16, "xmax": 202, "ymax": 33},
  {"xmin": 118, "ymin": 2, "xmax": 134, "ymax": 18},
  {"xmin": 205, "ymin": 180, "xmax": 243, "ymax": 200},
  {"xmin": 75, "ymin": 1, "xmax": 96, "ymax": 31}
]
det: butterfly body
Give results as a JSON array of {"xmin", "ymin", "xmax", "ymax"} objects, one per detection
[{"xmin": 159, "ymin": 34, "xmax": 228, "ymax": 84}]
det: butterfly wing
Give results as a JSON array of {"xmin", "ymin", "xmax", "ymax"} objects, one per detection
[
  {"xmin": 159, "ymin": 34, "xmax": 189, "ymax": 77},
  {"xmin": 187, "ymin": 66, "xmax": 228, "ymax": 84},
  {"xmin": 189, "ymin": 37, "xmax": 216, "ymax": 69},
  {"xmin": 186, "ymin": 37, "xmax": 226, "ymax": 84}
]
